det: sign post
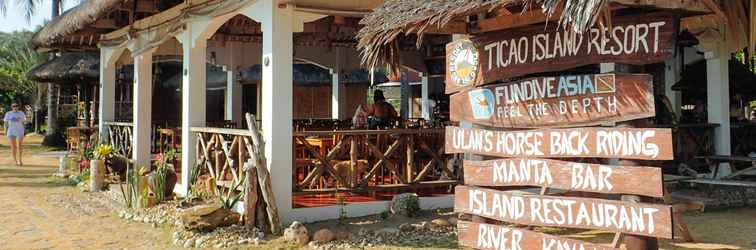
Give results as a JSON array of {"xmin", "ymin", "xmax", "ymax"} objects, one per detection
[{"xmin": 446, "ymin": 12, "xmax": 678, "ymax": 250}]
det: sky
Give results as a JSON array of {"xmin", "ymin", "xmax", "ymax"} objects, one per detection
[{"xmin": 0, "ymin": 0, "xmax": 76, "ymax": 33}]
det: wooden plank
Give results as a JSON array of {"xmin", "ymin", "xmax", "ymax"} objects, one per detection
[
  {"xmin": 296, "ymin": 136, "xmax": 349, "ymax": 187},
  {"xmin": 245, "ymin": 114, "xmax": 282, "ymax": 235},
  {"xmin": 464, "ymin": 158, "xmax": 664, "ymax": 197},
  {"xmin": 244, "ymin": 160, "xmax": 258, "ymax": 225},
  {"xmin": 293, "ymin": 128, "xmax": 444, "ymax": 137},
  {"xmin": 361, "ymin": 139, "xmax": 405, "ymax": 185},
  {"xmin": 445, "ymin": 13, "xmax": 678, "ymax": 94},
  {"xmin": 457, "ymin": 220, "xmax": 619, "ymax": 250},
  {"xmin": 422, "ymin": 20, "xmax": 468, "ymax": 34},
  {"xmin": 445, "ymin": 126, "xmax": 673, "ymax": 160},
  {"xmin": 471, "ymin": 7, "xmax": 562, "ymax": 34},
  {"xmin": 450, "ymin": 73, "xmax": 655, "ymax": 128},
  {"xmin": 454, "ymin": 186, "xmax": 673, "ymax": 238},
  {"xmin": 680, "ymin": 179, "xmax": 756, "ymax": 188}
]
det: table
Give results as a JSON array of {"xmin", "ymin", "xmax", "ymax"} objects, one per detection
[
  {"xmin": 695, "ymin": 155, "xmax": 756, "ymax": 179},
  {"xmin": 657, "ymin": 123, "xmax": 719, "ymax": 164}
]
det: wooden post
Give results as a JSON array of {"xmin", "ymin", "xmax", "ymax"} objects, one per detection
[
  {"xmin": 245, "ymin": 113, "xmax": 282, "ymax": 235},
  {"xmin": 406, "ymin": 136, "xmax": 414, "ymax": 183},
  {"xmin": 349, "ymin": 136, "xmax": 358, "ymax": 188},
  {"xmin": 618, "ymin": 121, "xmax": 660, "ymax": 250},
  {"xmin": 243, "ymin": 160, "xmax": 258, "ymax": 225}
]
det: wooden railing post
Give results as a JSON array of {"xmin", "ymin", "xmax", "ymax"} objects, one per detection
[
  {"xmin": 243, "ymin": 160, "xmax": 258, "ymax": 226},
  {"xmin": 349, "ymin": 136, "xmax": 358, "ymax": 188},
  {"xmin": 245, "ymin": 113, "xmax": 282, "ymax": 235},
  {"xmin": 406, "ymin": 135, "xmax": 414, "ymax": 184}
]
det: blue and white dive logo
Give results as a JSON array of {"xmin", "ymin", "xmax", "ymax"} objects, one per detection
[{"xmin": 468, "ymin": 89, "xmax": 495, "ymax": 119}]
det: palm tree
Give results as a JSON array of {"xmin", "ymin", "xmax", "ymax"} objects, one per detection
[{"xmin": 1, "ymin": 0, "xmax": 70, "ymax": 143}]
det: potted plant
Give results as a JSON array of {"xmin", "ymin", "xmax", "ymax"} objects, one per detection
[
  {"xmin": 90, "ymin": 144, "xmax": 113, "ymax": 191},
  {"xmin": 148, "ymin": 149, "xmax": 178, "ymax": 201}
]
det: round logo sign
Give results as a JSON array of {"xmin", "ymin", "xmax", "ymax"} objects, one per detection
[{"xmin": 448, "ymin": 39, "xmax": 479, "ymax": 87}]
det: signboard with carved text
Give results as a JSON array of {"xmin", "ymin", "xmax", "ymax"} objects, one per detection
[
  {"xmin": 445, "ymin": 126, "xmax": 673, "ymax": 160},
  {"xmin": 450, "ymin": 73, "xmax": 655, "ymax": 128},
  {"xmin": 464, "ymin": 158, "xmax": 664, "ymax": 197},
  {"xmin": 457, "ymin": 220, "xmax": 619, "ymax": 250},
  {"xmin": 445, "ymin": 13, "xmax": 678, "ymax": 94},
  {"xmin": 455, "ymin": 186, "xmax": 673, "ymax": 238}
]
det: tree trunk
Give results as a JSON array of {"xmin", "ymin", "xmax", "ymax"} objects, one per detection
[
  {"xmin": 52, "ymin": 0, "xmax": 60, "ymax": 18},
  {"xmin": 44, "ymin": 0, "xmax": 61, "ymax": 142},
  {"xmin": 46, "ymin": 83, "xmax": 57, "ymax": 136}
]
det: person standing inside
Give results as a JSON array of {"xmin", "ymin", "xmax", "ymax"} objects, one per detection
[
  {"xmin": 4, "ymin": 103, "xmax": 26, "ymax": 166},
  {"xmin": 367, "ymin": 90, "xmax": 398, "ymax": 129}
]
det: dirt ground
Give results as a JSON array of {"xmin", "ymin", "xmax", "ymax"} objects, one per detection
[
  {"xmin": 0, "ymin": 134, "xmax": 177, "ymax": 250},
  {"xmin": 0, "ymin": 134, "xmax": 754, "ymax": 250}
]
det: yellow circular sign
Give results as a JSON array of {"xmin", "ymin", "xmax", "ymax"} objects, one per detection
[{"xmin": 448, "ymin": 40, "xmax": 479, "ymax": 87}]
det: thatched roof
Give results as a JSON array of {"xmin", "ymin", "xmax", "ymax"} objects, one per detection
[
  {"xmin": 31, "ymin": 0, "xmax": 124, "ymax": 49},
  {"xmin": 27, "ymin": 52, "xmax": 99, "ymax": 83},
  {"xmin": 357, "ymin": 0, "xmax": 617, "ymax": 70},
  {"xmin": 357, "ymin": 0, "xmax": 738, "ymax": 71}
]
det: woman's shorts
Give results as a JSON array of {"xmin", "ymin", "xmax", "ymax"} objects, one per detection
[{"xmin": 6, "ymin": 130, "xmax": 24, "ymax": 139}]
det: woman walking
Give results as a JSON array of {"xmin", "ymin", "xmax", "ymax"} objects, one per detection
[{"xmin": 4, "ymin": 103, "xmax": 26, "ymax": 166}]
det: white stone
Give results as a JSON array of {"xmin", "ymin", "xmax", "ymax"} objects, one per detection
[
  {"xmin": 431, "ymin": 218, "xmax": 451, "ymax": 227},
  {"xmin": 183, "ymin": 238, "xmax": 195, "ymax": 248},
  {"xmin": 283, "ymin": 221, "xmax": 309, "ymax": 246},
  {"xmin": 312, "ymin": 229, "xmax": 335, "ymax": 243},
  {"xmin": 374, "ymin": 228, "xmax": 399, "ymax": 235}
]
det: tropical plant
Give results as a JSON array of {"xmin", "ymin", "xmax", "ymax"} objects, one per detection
[
  {"xmin": 185, "ymin": 159, "xmax": 204, "ymax": 202},
  {"xmin": 214, "ymin": 178, "xmax": 243, "ymax": 210},
  {"xmin": 336, "ymin": 191, "xmax": 347, "ymax": 224},
  {"xmin": 93, "ymin": 144, "xmax": 113, "ymax": 160},
  {"xmin": 152, "ymin": 165, "xmax": 167, "ymax": 202},
  {"xmin": 120, "ymin": 165, "xmax": 150, "ymax": 209},
  {"xmin": 0, "ymin": 31, "xmax": 42, "ymax": 106},
  {"xmin": 1, "ymin": 0, "xmax": 77, "ymax": 144}
]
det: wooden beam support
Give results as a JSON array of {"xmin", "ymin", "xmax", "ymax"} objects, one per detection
[
  {"xmin": 613, "ymin": 0, "xmax": 711, "ymax": 14},
  {"xmin": 421, "ymin": 20, "xmax": 468, "ymax": 34},
  {"xmin": 471, "ymin": 7, "xmax": 562, "ymax": 34}
]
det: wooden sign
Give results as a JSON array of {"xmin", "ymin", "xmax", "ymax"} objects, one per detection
[
  {"xmin": 464, "ymin": 158, "xmax": 664, "ymax": 197},
  {"xmin": 455, "ymin": 186, "xmax": 673, "ymax": 238},
  {"xmin": 445, "ymin": 126, "xmax": 673, "ymax": 160},
  {"xmin": 458, "ymin": 220, "xmax": 619, "ymax": 250},
  {"xmin": 445, "ymin": 13, "xmax": 678, "ymax": 93},
  {"xmin": 450, "ymin": 73, "xmax": 655, "ymax": 128}
]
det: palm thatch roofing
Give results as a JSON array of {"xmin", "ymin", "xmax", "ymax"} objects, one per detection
[
  {"xmin": 27, "ymin": 52, "xmax": 99, "ymax": 83},
  {"xmin": 30, "ymin": 0, "xmax": 124, "ymax": 49},
  {"xmin": 357, "ymin": 0, "xmax": 738, "ymax": 71},
  {"xmin": 357, "ymin": 0, "xmax": 617, "ymax": 71}
]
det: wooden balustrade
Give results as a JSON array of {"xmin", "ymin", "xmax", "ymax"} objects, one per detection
[
  {"xmin": 190, "ymin": 127, "xmax": 254, "ymax": 191},
  {"xmin": 104, "ymin": 121, "xmax": 134, "ymax": 158},
  {"xmin": 293, "ymin": 129, "xmax": 460, "ymax": 194}
]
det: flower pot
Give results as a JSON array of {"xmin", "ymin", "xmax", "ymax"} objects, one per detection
[
  {"xmin": 147, "ymin": 170, "xmax": 178, "ymax": 199},
  {"xmin": 89, "ymin": 160, "xmax": 106, "ymax": 192}
]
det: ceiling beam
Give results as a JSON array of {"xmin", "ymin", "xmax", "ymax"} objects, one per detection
[
  {"xmin": 422, "ymin": 20, "xmax": 467, "ymax": 34},
  {"xmin": 470, "ymin": 7, "xmax": 562, "ymax": 34},
  {"xmin": 612, "ymin": 0, "xmax": 711, "ymax": 13}
]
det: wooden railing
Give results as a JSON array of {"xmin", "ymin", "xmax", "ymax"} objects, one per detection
[
  {"xmin": 191, "ymin": 127, "xmax": 254, "ymax": 190},
  {"xmin": 293, "ymin": 129, "xmax": 460, "ymax": 194},
  {"xmin": 104, "ymin": 121, "xmax": 134, "ymax": 158}
]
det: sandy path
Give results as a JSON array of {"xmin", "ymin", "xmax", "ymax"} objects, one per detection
[{"xmin": 0, "ymin": 135, "xmax": 179, "ymax": 250}]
